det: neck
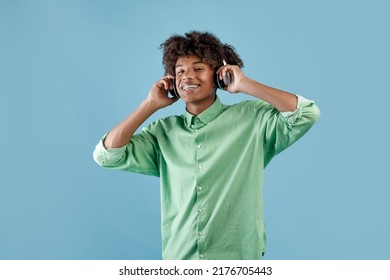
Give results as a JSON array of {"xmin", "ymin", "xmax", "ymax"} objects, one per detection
[{"xmin": 186, "ymin": 95, "xmax": 216, "ymax": 116}]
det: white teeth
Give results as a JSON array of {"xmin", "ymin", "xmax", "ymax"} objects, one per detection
[{"xmin": 183, "ymin": 84, "xmax": 199, "ymax": 91}]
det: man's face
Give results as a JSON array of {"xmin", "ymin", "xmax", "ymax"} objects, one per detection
[{"xmin": 175, "ymin": 55, "xmax": 216, "ymax": 107}]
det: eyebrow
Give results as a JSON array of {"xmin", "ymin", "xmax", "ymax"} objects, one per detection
[{"xmin": 175, "ymin": 61, "xmax": 205, "ymax": 68}]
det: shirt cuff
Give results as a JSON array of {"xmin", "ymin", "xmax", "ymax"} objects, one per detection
[
  {"xmin": 280, "ymin": 95, "xmax": 314, "ymax": 124},
  {"xmin": 94, "ymin": 133, "xmax": 127, "ymax": 163}
]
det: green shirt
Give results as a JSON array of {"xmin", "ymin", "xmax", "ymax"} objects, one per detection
[{"xmin": 93, "ymin": 95, "xmax": 320, "ymax": 259}]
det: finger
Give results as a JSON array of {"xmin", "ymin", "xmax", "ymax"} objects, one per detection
[
  {"xmin": 161, "ymin": 76, "xmax": 176, "ymax": 90},
  {"xmin": 218, "ymin": 65, "xmax": 231, "ymax": 80},
  {"xmin": 155, "ymin": 80, "xmax": 165, "ymax": 90},
  {"xmin": 163, "ymin": 75, "xmax": 175, "ymax": 90},
  {"xmin": 216, "ymin": 65, "xmax": 226, "ymax": 77},
  {"xmin": 156, "ymin": 79, "xmax": 169, "ymax": 91},
  {"xmin": 222, "ymin": 65, "xmax": 233, "ymax": 80}
]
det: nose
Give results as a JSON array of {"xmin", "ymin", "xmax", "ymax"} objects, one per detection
[{"xmin": 181, "ymin": 69, "xmax": 195, "ymax": 81}]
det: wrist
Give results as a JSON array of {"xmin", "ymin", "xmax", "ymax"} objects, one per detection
[
  {"xmin": 141, "ymin": 99, "xmax": 161, "ymax": 113},
  {"xmin": 238, "ymin": 76, "xmax": 256, "ymax": 94}
]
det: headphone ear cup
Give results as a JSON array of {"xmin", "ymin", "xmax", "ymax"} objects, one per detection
[
  {"xmin": 214, "ymin": 73, "xmax": 222, "ymax": 89},
  {"xmin": 169, "ymin": 78, "xmax": 180, "ymax": 98},
  {"xmin": 214, "ymin": 72, "xmax": 231, "ymax": 89}
]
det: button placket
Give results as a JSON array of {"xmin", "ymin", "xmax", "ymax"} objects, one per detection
[{"xmin": 193, "ymin": 128, "xmax": 208, "ymax": 258}]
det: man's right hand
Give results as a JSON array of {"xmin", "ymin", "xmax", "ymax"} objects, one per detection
[{"xmin": 146, "ymin": 76, "xmax": 179, "ymax": 110}]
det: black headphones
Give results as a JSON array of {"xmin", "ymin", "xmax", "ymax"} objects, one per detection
[{"xmin": 168, "ymin": 60, "xmax": 232, "ymax": 98}]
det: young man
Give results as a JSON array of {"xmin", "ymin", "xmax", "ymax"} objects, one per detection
[{"xmin": 93, "ymin": 31, "xmax": 320, "ymax": 260}]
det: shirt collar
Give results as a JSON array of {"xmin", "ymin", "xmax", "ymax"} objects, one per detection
[{"xmin": 184, "ymin": 96, "xmax": 224, "ymax": 128}]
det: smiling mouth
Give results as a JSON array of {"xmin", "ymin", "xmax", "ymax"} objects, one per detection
[{"xmin": 182, "ymin": 84, "xmax": 200, "ymax": 91}]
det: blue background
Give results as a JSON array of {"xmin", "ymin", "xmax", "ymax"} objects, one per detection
[{"xmin": 1, "ymin": 0, "xmax": 389, "ymax": 259}]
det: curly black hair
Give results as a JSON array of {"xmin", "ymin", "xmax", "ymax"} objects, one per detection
[{"xmin": 160, "ymin": 31, "xmax": 244, "ymax": 75}]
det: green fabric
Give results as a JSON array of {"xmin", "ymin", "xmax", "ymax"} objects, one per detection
[{"xmin": 93, "ymin": 95, "xmax": 320, "ymax": 259}]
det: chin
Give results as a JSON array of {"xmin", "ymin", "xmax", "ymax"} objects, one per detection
[{"xmin": 183, "ymin": 93, "xmax": 216, "ymax": 104}]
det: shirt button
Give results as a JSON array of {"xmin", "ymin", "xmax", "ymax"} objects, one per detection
[
  {"xmin": 198, "ymin": 165, "xmax": 202, "ymax": 169},
  {"xmin": 199, "ymin": 254, "xmax": 205, "ymax": 259},
  {"xmin": 198, "ymin": 209, "xmax": 204, "ymax": 214},
  {"xmin": 194, "ymin": 129, "xmax": 198, "ymax": 132},
  {"xmin": 197, "ymin": 144, "xmax": 202, "ymax": 149},
  {"xmin": 197, "ymin": 186, "xmax": 203, "ymax": 191},
  {"xmin": 198, "ymin": 231, "xmax": 203, "ymax": 236}
]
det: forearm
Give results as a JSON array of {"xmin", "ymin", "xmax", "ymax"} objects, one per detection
[
  {"xmin": 104, "ymin": 100, "xmax": 159, "ymax": 149},
  {"xmin": 240, "ymin": 77, "xmax": 297, "ymax": 112}
]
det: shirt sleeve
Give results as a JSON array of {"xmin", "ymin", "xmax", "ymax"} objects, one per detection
[
  {"xmin": 93, "ymin": 128, "xmax": 160, "ymax": 177},
  {"xmin": 256, "ymin": 94, "xmax": 320, "ymax": 167}
]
